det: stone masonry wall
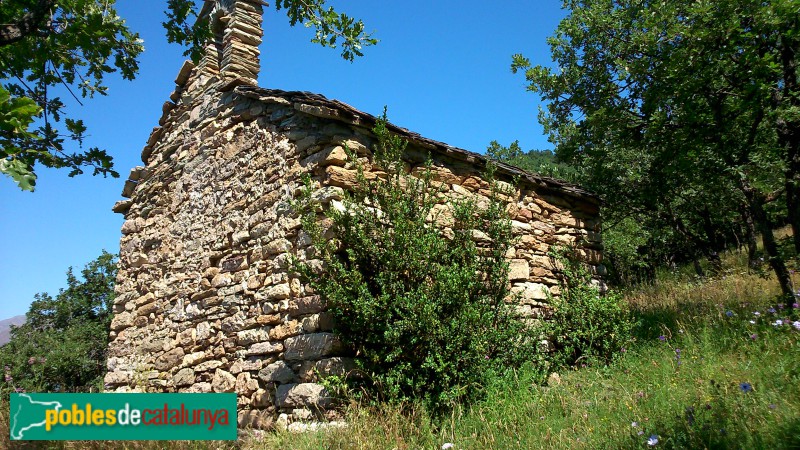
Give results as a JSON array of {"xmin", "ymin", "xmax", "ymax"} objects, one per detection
[
  {"xmin": 105, "ymin": 61, "xmax": 602, "ymax": 430},
  {"xmin": 105, "ymin": 1, "xmax": 602, "ymax": 430}
]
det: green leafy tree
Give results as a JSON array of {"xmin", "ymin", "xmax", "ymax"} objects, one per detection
[
  {"xmin": 487, "ymin": 140, "xmax": 581, "ymax": 183},
  {"xmin": 295, "ymin": 114, "xmax": 536, "ymax": 412},
  {"xmin": 0, "ymin": 0, "xmax": 376, "ymax": 191},
  {"xmin": 0, "ymin": 251, "xmax": 117, "ymax": 393},
  {"xmin": 513, "ymin": 0, "xmax": 796, "ymax": 297}
]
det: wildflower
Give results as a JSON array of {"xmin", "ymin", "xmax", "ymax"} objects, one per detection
[
  {"xmin": 632, "ymin": 421, "xmax": 639, "ymax": 427},
  {"xmin": 739, "ymin": 382, "xmax": 753, "ymax": 393},
  {"xmin": 778, "ymin": 303, "xmax": 785, "ymax": 310},
  {"xmin": 773, "ymin": 319, "xmax": 783, "ymax": 327},
  {"xmin": 793, "ymin": 303, "xmax": 799, "ymax": 309},
  {"xmin": 441, "ymin": 444, "xmax": 454, "ymax": 450},
  {"xmin": 749, "ymin": 320, "xmax": 756, "ymax": 324},
  {"xmin": 769, "ymin": 404, "xmax": 777, "ymax": 410},
  {"xmin": 647, "ymin": 435, "xmax": 659, "ymax": 446},
  {"xmin": 4, "ymin": 374, "xmax": 11, "ymax": 382},
  {"xmin": 659, "ymin": 335, "xmax": 666, "ymax": 342},
  {"xmin": 793, "ymin": 321, "xmax": 800, "ymax": 331},
  {"xmin": 638, "ymin": 431, "xmax": 645, "ymax": 436},
  {"xmin": 753, "ymin": 311, "xmax": 761, "ymax": 317},
  {"xmin": 725, "ymin": 311, "xmax": 734, "ymax": 317},
  {"xmin": 621, "ymin": 347, "xmax": 627, "ymax": 353},
  {"xmin": 750, "ymin": 333, "xmax": 758, "ymax": 340},
  {"xmin": 768, "ymin": 308, "xmax": 777, "ymax": 314},
  {"xmin": 27, "ymin": 357, "xmax": 36, "ymax": 365}
]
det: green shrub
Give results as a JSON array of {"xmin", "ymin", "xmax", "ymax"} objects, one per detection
[
  {"xmin": 545, "ymin": 247, "xmax": 636, "ymax": 367},
  {"xmin": 0, "ymin": 251, "xmax": 117, "ymax": 394},
  {"xmin": 294, "ymin": 113, "xmax": 536, "ymax": 412}
]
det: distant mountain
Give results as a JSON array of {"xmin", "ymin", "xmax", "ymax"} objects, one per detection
[{"xmin": 0, "ymin": 315, "xmax": 26, "ymax": 346}]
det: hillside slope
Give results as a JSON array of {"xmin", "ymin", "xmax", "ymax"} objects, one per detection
[{"xmin": 0, "ymin": 315, "xmax": 25, "ymax": 346}]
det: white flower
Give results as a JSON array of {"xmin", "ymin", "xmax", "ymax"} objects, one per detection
[
  {"xmin": 647, "ymin": 435, "xmax": 659, "ymax": 446},
  {"xmin": 442, "ymin": 443, "xmax": 454, "ymax": 450},
  {"xmin": 793, "ymin": 321, "xmax": 800, "ymax": 331},
  {"xmin": 774, "ymin": 319, "xmax": 784, "ymax": 327},
  {"xmin": 749, "ymin": 320, "xmax": 756, "ymax": 324}
]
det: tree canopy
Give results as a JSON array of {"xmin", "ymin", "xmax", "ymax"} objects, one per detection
[
  {"xmin": 0, "ymin": 0, "xmax": 376, "ymax": 191},
  {"xmin": 0, "ymin": 251, "xmax": 117, "ymax": 393},
  {"xmin": 513, "ymin": 0, "xmax": 798, "ymax": 297}
]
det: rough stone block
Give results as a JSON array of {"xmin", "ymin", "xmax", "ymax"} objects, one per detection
[
  {"xmin": 284, "ymin": 333, "xmax": 342, "ymax": 361},
  {"xmin": 154, "ymin": 347, "xmax": 185, "ymax": 371},
  {"xmin": 212, "ymin": 369, "xmax": 237, "ymax": 393},
  {"xmin": 276, "ymin": 383, "xmax": 332, "ymax": 409},
  {"xmin": 173, "ymin": 367, "xmax": 196, "ymax": 386},
  {"xmin": 247, "ymin": 341, "xmax": 283, "ymax": 356},
  {"xmin": 508, "ymin": 259, "xmax": 530, "ymax": 281},
  {"xmin": 258, "ymin": 361, "xmax": 296, "ymax": 384}
]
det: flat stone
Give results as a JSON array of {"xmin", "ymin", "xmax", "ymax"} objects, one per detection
[
  {"xmin": 258, "ymin": 361, "xmax": 295, "ymax": 384},
  {"xmin": 263, "ymin": 284, "xmax": 290, "ymax": 300},
  {"xmin": 268, "ymin": 321, "xmax": 302, "ymax": 340},
  {"xmin": 286, "ymin": 296, "xmax": 324, "ymax": 316},
  {"xmin": 276, "ymin": 383, "xmax": 332, "ymax": 409},
  {"xmin": 237, "ymin": 328, "xmax": 271, "ymax": 345},
  {"xmin": 511, "ymin": 282, "xmax": 551, "ymax": 302},
  {"xmin": 284, "ymin": 333, "xmax": 342, "ymax": 361},
  {"xmin": 246, "ymin": 341, "xmax": 283, "ymax": 355}
]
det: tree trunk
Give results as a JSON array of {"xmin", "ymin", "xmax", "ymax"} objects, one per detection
[
  {"xmin": 778, "ymin": 29, "xmax": 800, "ymax": 253},
  {"xmin": 786, "ymin": 155, "xmax": 800, "ymax": 254},
  {"xmin": 699, "ymin": 207, "xmax": 723, "ymax": 274},
  {"xmin": 692, "ymin": 260, "xmax": 705, "ymax": 278},
  {"xmin": 743, "ymin": 184, "xmax": 795, "ymax": 301},
  {"xmin": 739, "ymin": 205, "xmax": 759, "ymax": 269}
]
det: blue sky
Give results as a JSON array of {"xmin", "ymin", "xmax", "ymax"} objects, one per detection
[{"xmin": 0, "ymin": 1, "xmax": 566, "ymax": 319}]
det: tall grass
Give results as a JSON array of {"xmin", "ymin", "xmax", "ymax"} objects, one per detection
[{"xmin": 256, "ymin": 251, "xmax": 800, "ymax": 449}]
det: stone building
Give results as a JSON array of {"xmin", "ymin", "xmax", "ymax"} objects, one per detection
[{"xmin": 105, "ymin": 0, "xmax": 603, "ymax": 429}]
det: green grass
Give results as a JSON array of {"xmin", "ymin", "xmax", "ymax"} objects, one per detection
[
  {"xmin": 254, "ymin": 253, "xmax": 800, "ymax": 449},
  {"xmin": 3, "ymin": 251, "xmax": 799, "ymax": 449}
]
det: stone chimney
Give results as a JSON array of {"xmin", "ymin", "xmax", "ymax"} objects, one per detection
[{"xmin": 197, "ymin": 0, "xmax": 265, "ymax": 87}]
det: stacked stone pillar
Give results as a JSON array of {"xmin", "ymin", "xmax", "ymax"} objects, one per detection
[{"xmin": 197, "ymin": 0, "xmax": 264, "ymax": 86}]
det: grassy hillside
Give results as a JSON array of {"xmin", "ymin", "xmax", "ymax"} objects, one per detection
[
  {"xmin": 2, "ymin": 251, "xmax": 798, "ymax": 449},
  {"xmin": 256, "ymin": 254, "xmax": 800, "ymax": 449}
]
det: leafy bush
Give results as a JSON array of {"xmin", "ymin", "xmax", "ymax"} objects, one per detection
[
  {"xmin": 544, "ymin": 247, "xmax": 635, "ymax": 367},
  {"xmin": 295, "ymin": 114, "xmax": 536, "ymax": 411},
  {"xmin": 0, "ymin": 251, "xmax": 117, "ymax": 393}
]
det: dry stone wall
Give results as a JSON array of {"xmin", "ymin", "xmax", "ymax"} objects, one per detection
[{"xmin": 105, "ymin": 0, "xmax": 603, "ymax": 430}]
